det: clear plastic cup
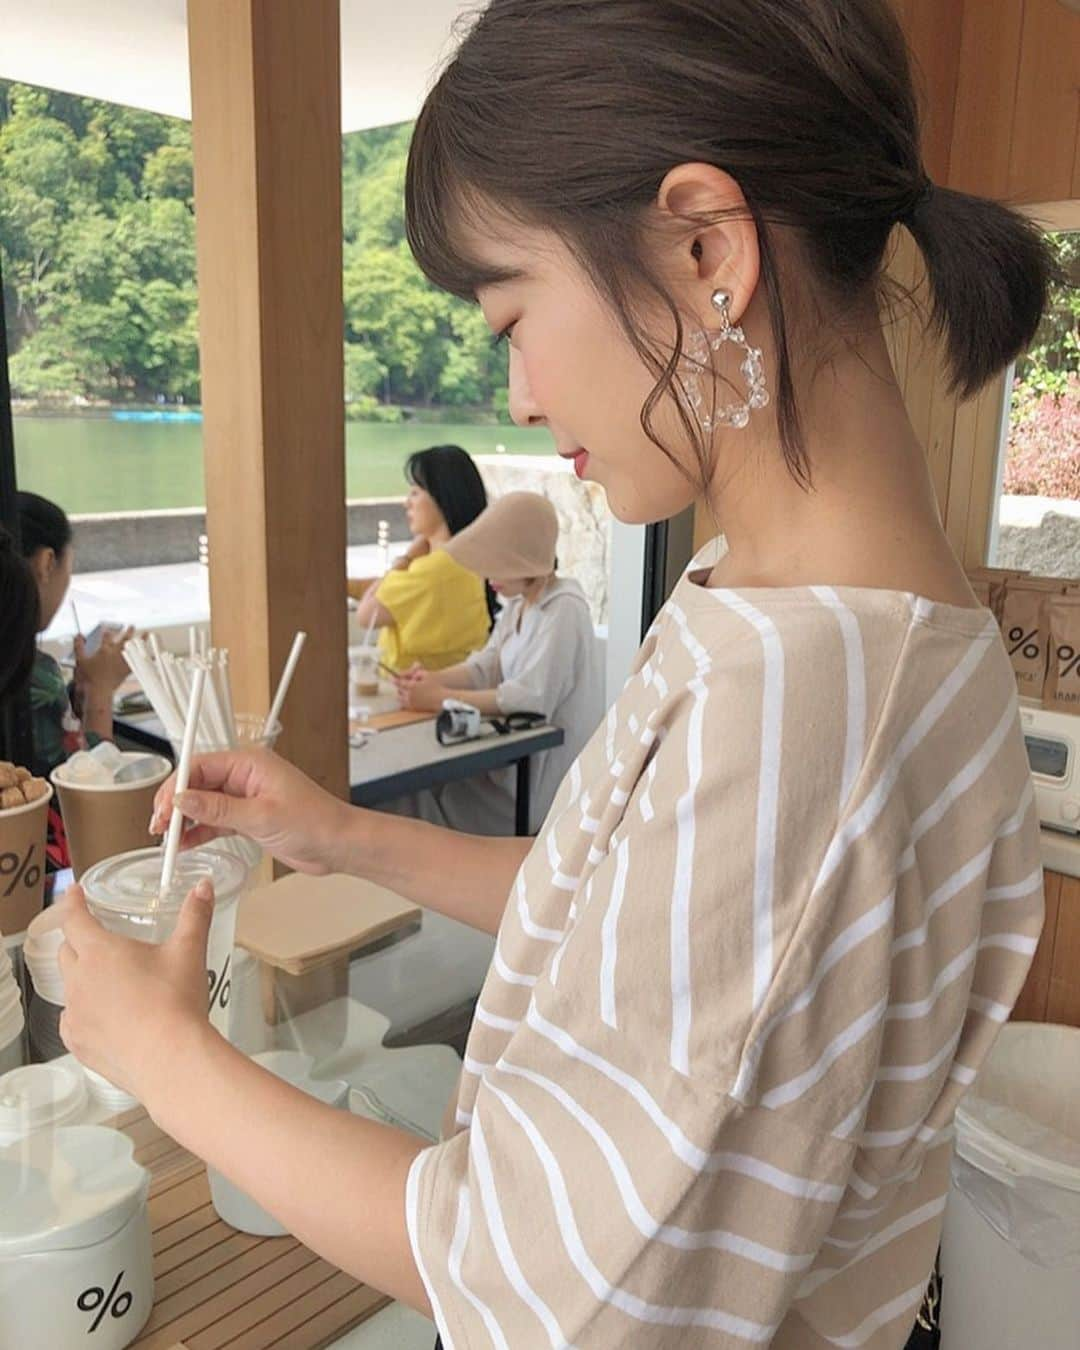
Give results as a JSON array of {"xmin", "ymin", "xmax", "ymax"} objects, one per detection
[
  {"xmin": 80, "ymin": 847, "xmax": 248, "ymax": 1037},
  {"xmin": 169, "ymin": 714, "xmax": 281, "ymax": 759}
]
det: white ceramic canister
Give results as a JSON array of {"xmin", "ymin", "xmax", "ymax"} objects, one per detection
[
  {"xmin": 81, "ymin": 846, "xmax": 247, "ymax": 1037},
  {"xmin": 208, "ymin": 1052, "xmax": 349, "ymax": 1235},
  {"xmin": 0, "ymin": 941, "xmax": 25, "ymax": 1075},
  {"xmin": 0, "ymin": 1124, "xmax": 152, "ymax": 1350}
]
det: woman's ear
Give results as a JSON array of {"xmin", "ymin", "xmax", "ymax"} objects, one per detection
[
  {"xmin": 656, "ymin": 163, "xmax": 761, "ymax": 327},
  {"xmin": 29, "ymin": 546, "xmax": 55, "ymax": 585}
]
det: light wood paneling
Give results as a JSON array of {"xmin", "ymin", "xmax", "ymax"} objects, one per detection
[
  {"xmin": 187, "ymin": 0, "xmax": 348, "ymax": 801},
  {"xmin": 1047, "ymin": 873, "xmax": 1080, "ymax": 1025},
  {"xmin": 1012, "ymin": 868, "xmax": 1060, "ymax": 1021},
  {"xmin": 949, "ymin": 0, "xmax": 1026, "ymax": 199},
  {"xmin": 897, "ymin": 0, "xmax": 966, "ymax": 184},
  {"xmin": 1009, "ymin": 0, "xmax": 1080, "ymax": 204}
]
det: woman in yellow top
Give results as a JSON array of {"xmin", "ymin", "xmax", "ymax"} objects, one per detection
[{"xmin": 352, "ymin": 445, "xmax": 493, "ymax": 671}]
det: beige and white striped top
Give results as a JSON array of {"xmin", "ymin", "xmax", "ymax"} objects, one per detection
[{"xmin": 406, "ymin": 572, "xmax": 1043, "ymax": 1348}]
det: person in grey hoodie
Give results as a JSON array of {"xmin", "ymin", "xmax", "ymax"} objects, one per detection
[{"xmin": 393, "ymin": 491, "xmax": 604, "ymax": 834}]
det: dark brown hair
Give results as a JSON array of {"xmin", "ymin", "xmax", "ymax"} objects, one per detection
[{"xmin": 405, "ymin": 0, "xmax": 1057, "ymax": 486}]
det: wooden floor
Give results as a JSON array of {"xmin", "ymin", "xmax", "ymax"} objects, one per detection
[{"xmin": 112, "ymin": 1107, "xmax": 390, "ymax": 1349}]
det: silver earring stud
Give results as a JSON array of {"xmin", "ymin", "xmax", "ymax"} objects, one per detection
[{"xmin": 683, "ymin": 289, "xmax": 770, "ymax": 433}]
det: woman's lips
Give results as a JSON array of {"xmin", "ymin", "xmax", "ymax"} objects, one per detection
[{"xmin": 560, "ymin": 448, "xmax": 590, "ymax": 479}]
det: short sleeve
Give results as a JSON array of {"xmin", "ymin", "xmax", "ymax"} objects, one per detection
[
  {"xmin": 406, "ymin": 980, "xmax": 853, "ymax": 1349},
  {"xmin": 375, "ymin": 561, "xmax": 439, "ymax": 637}
]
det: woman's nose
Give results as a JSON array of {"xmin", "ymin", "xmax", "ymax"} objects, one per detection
[{"xmin": 507, "ymin": 347, "xmax": 545, "ymax": 429}]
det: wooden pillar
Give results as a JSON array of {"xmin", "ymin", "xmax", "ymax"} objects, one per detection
[{"xmin": 187, "ymin": 0, "xmax": 348, "ymax": 800}]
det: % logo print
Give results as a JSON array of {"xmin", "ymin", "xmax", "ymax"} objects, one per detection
[
  {"xmin": 0, "ymin": 843, "xmax": 41, "ymax": 898},
  {"xmin": 1057, "ymin": 645, "xmax": 1080, "ymax": 679},
  {"xmin": 207, "ymin": 953, "xmax": 231, "ymax": 1013},
  {"xmin": 1008, "ymin": 627, "xmax": 1042, "ymax": 662},
  {"xmin": 77, "ymin": 1272, "xmax": 134, "ymax": 1333}
]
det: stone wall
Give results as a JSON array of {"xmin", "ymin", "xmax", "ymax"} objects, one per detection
[
  {"xmin": 68, "ymin": 456, "xmax": 613, "ymax": 623},
  {"xmin": 71, "ymin": 498, "xmax": 409, "ymax": 572},
  {"xmin": 995, "ymin": 494, "xmax": 1080, "ymax": 580}
]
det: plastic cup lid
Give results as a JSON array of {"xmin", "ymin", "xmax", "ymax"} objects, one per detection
[
  {"xmin": 0, "ymin": 989, "xmax": 24, "ymax": 1046},
  {"xmin": 81, "ymin": 846, "xmax": 246, "ymax": 918},
  {"xmin": 0, "ymin": 1124, "xmax": 148, "ymax": 1256},
  {"xmin": 0, "ymin": 1063, "xmax": 88, "ymax": 1145},
  {"xmin": 23, "ymin": 907, "xmax": 65, "ymax": 965}
]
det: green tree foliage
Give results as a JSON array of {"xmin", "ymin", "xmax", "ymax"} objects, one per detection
[{"xmin": 0, "ymin": 81, "xmax": 508, "ymax": 414}]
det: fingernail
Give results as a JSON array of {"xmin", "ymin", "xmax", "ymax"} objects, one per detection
[
  {"xmin": 195, "ymin": 879, "xmax": 214, "ymax": 902},
  {"xmin": 175, "ymin": 791, "xmax": 194, "ymax": 813}
]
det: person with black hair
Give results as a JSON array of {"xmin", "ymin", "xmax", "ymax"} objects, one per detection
[
  {"xmin": 59, "ymin": 5, "xmax": 1051, "ymax": 1345},
  {"xmin": 351, "ymin": 445, "xmax": 493, "ymax": 671},
  {"xmin": 17, "ymin": 492, "xmax": 132, "ymax": 781},
  {"xmin": 0, "ymin": 528, "xmax": 39, "ymax": 704}
]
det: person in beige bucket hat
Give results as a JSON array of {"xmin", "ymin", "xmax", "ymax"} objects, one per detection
[{"xmin": 392, "ymin": 492, "xmax": 604, "ymax": 834}]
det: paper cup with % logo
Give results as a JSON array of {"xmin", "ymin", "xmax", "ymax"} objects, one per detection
[
  {"xmin": 80, "ymin": 847, "xmax": 248, "ymax": 1037},
  {"xmin": 51, "ymin": 746, "xmax": 172, "ymax": 881},
  {"xmin": 0, "ymin": 777, "xmax": 52, "ymax": 937},
  {"xmin": 0, "ymin": 1124, "xmax": 153, "ymax": 1350}
]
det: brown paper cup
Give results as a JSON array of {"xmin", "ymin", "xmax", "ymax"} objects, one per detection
[
  {"xmin": 52, "ymin": 755, "xmax": 172, "ymax": 880},
  {"xmin": 0, "ymin": 784, "xmax": 52, "ymax": 936}
]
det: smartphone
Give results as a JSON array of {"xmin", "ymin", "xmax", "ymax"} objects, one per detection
[{"xmin": 82, "ymin": 622, "xmax": 126, "ymax": 656}]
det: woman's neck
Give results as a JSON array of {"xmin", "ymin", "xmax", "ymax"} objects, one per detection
[
  {"xmin": 705, "ymin": 326, "xmax": 973, "ymax": 605},
  {"xmin": 426, "ymin": 525, "xmax": 452, "ymax": 548}
]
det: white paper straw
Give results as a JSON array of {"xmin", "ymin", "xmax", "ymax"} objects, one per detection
[
  {"xmin": 71, "ymin": 600, "xmax": 82, "ymax": 638},
  {"xmin": 199, "ymin": 629, "xmax": 208, "ymax": 660},
  {"xmin": 158, "ymin": 665, "xmax": 207, "ymax": 907},
  {"xmin": 361, "ymin": 611, "xmax": 378, "ymax": 651},
  {"xmin": 219, "ymin": 652, "xmax": 237, "ymax": 744},
  {"xmin": 265, "ymin": 631, "xmax": 306, "ymax": 735},
  {"xmin": 189, "ymin": 626, "xmax": 197, "ymax": 658}
]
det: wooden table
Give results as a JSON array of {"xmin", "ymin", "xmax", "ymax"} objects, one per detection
[
  {"xmin": 114, "ymin": 1107, "xmax": 390, "ymax": 1349},
  {"xmin": 348, "ymin": 717, "xmax": 563, "ymax": 836}
]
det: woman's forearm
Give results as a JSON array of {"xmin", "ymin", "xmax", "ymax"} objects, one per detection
[
  {"xmin": 148, "ymin": 1022, "xmax": 432, "ymax": 1314},
  {"xmin": 455, "ymin": 687, "xmax": 503, "ymax": 717},
  {"xmin": 337, "ymin": 806, "xmax": 530, "ymax": 936},
  {"xmin": 80, "ymin": 685, "xmax": 114, "ymax": 741}
]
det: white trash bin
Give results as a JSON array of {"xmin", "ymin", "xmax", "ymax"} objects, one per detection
[{"xmin": 941, "ymin": 1022, "xmax": 1080, "ymax": 1350}]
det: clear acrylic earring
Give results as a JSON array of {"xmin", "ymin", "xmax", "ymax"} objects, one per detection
[{"xmin": 682, "ymin": 288, "xmax": 770, "ymax": 433}]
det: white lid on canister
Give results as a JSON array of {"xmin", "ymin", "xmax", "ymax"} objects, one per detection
[
  {"xmin": 0, "ymin": 1124, "xmax": 148, "ymax": 1257},
  {"xmin": 81, "ymin": 846, "xmax": 247, "ymax": 919},
  {"xmin": 22, "ymin": 908, "xmax": 67, "ymax": 1007},
  {"xmin": 0, "ymin": 1062, "xmax": 88, "ymax": 1145}
]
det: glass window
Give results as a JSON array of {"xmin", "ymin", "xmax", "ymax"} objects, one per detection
[{"xmin": 987, "ymin": 228, "xmax": 1080, "ymax": 579}]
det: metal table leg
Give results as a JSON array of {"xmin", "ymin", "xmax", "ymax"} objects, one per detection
[{"xmin": 515, "ymin": 756, "xmax": 532, "ymax": 836}]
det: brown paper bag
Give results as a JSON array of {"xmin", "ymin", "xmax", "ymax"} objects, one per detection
[
  {"xmin": 968, "ymin": 567, "xmax": 1028, "ymax": 623},
  {"xmin": 1044, "ymin": 595, "xmax": 1080, "ymax": 713},
  {"xmin": 1000, "ymin": 582, "xmax": 1055, "ymax": 700}
]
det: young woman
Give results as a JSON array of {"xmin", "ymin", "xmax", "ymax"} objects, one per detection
[
  {"xmin": 393, "ymin": 491, "xmax": 604, "ymax": 834},
  {"xmin": 351, "ymin": 445, "xmax": 493, "ymax": 671},
  {"xmin": 0, "ymin": 527, "xmax": 39, "ymax": 704},
  {"xmin": 18, "ymin": 492, "xmax": 132, "ymax": 781},
  {"xmin": 59, "ymin": 4, "xmax": 1050, "ymax": 1346}
]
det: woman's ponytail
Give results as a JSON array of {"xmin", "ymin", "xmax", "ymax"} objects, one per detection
[{"xmin": 906, "ymin": 186, "xmax": 1061, "ymax": 398}]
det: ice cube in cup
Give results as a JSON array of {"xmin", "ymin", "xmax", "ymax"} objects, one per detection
[
  {"xmin": 60, "ymin": 751, "xmax": 113, "ymax": 786},
  {"xmin": 88, "ymin": 742, "xmax": 125, "ymax": 777}
]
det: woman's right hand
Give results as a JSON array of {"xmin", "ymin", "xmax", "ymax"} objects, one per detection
[{"xmin": 149, "ymin": 751, "xmax": 351, "ymax": 876}]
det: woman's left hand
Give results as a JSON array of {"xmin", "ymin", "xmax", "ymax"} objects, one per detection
[
  {"xmin": 395, "ymin": 672, "xmax": 447, "ymax": 712},
  {"xmin": 58, "ymin": 880, "xmax": 216, "ymax": 1100}
]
